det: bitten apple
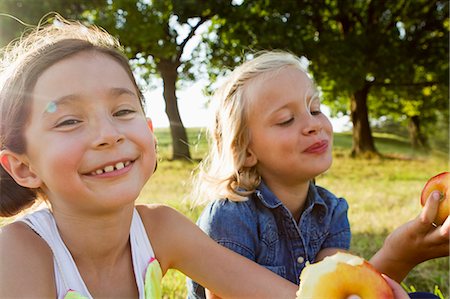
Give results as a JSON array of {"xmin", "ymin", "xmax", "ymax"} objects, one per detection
[
  {"xmin": 420, "ymin": 171, "xmax": 449, "ymax": 226},
  {"xmin": 296, "ymin": 252, "xmax": 394, "ymax": 299}
]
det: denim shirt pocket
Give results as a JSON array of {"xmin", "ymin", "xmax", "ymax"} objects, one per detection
[
  {"xmin": 308, "ymin": 229, "xmax": 329, "ymax": 257},
  {"xmin": 257, "ymin": 212, "xmax": 281, "ymax": 265}
]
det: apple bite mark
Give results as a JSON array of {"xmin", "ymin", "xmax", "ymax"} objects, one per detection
[
  {"xmin": 420, "ymin": 171, "xmax": 449, "ymax": 226},
  {"xmin": 296, "ymin": 252, "xmax": 394, "ymax": 299}
]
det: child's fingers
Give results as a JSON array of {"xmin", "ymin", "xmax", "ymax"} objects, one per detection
[
  {"xmin": 382, "ymin": 274, "xmax": 409, "ymax": 299},
  {"xmin": 425, "ymin": 232, "xmax": 449, "ymax": 255},
  {"xmin": 434, "ymin": 213, "xmax": 450, "ymax": 236},
  {"xmin": 426, "ymin": 222, "xmax": 450, "ymax": 243},
  {"xmin": 439, "ymin": 215, "xmax": 450, "ymax": 236},
  {"xmin": 417, "ymin": 191, "xmax": 441, "ymax": 231},
  {"xmin": 424, "ymin": 219, "xmax": 449, "ymax": 257}
]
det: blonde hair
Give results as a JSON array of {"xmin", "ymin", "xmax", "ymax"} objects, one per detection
[
  {"xmin": 0, "ymin": 15, "xmax": 143, "ymax": 217},
  {"xmin": 192, "ymin": 51, "xmax": 310, "ymax": 205}
]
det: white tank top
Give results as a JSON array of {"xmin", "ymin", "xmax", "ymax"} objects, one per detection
[{"xmin": 19, "ymin": 208, "xmax": 156, "ymax": 299}]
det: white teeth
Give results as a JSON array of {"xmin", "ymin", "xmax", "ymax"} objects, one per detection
[
  {"xmin": 104, "ymin": 165, "xmax": 114, "ymax": 173},
  {"xmin": 115, "ymin": 162, "xmax": 125, "ymax": 170},
  {"xmin": 91, "ymin": 160, "xmax": 131, "ymax": 175}
]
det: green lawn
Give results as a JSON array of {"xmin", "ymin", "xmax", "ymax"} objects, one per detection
[
  {"xmin": 143, "ymin": 128, "xmax": 448, "ymax": 298},
  {"xmin": 1, "ymin": 128, "xmax": 448, "ymax": 298}
]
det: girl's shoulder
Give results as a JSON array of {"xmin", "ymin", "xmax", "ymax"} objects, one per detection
[
  {"xmin": 0, "ymin": 220, "xmax": 54, "ymax": 260},
  {"xmin": 198, "ymin": 198, "xmax": 260, "ymax": 229},
  {"xmin": 0, "ymin": 221, "xmax": 55, "ymax": 296},
  {"xmin": 136, "ymin": 203, "xmax": 195, "ymax": 237},
  {"xmin": 314, "ymin": 185, "xmax": 348, "ymax": 205},
  {"xmin": 135, "ymin": 203, "xmax": 194, "ymax": 272},
  {"xmin": 203, "ymin": 197, "xmax": 258, "ymax": 218},
  {"xmin": 135, "ymin": 203, "xmax": 181, "ymax": 225}
]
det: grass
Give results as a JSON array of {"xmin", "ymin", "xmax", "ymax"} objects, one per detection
[
  {"xmin": 1, "ymin": 128, "xmax": 448, "ymax": 298},
  {"xmin": 144, "ymin": 128, "xmax": 449, "ymax": 298}
]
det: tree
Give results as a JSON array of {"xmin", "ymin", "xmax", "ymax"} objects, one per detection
[
  {"xmin": 370, "ymin": 75, "xmax": 448, "ymax": 151},
  {"xmin": 90, "ymin": 0, "xmax": 229, "ymax": 160},
  {"xmin": 369, "ymin": 0, "xmax": 449, "ymax": 151},
  {"xmin": 202, "ymin": 0, "xmax": 448, "ymax": 156},
  {"xmin": 1, "ymin": 0, "xmax": 225, "ymax": 160},
  {"xmin": 0, "ymin": 0, "xmax": 100, "ymax": 47}
]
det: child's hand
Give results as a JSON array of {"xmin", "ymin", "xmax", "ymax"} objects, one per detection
[
  {"xmin": 370, "ymin": 191, "xmax": 449, "ymax": 282},
  {"xmin": 387, "ymin": 191, "xmax": 449, "ymax": 262},
  {"xmin": 382, "ymin": 275, "xmax": 410, "ymax": 299}
]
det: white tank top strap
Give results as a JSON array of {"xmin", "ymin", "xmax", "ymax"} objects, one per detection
[
  {"xmin": 131, "ymin": 208, "xmax": 155, "ymax": 298},
  {"xmin": 19, "ymin": 208, "xmax": 92, "ymax": 299},
  {"xmin": 18, "ymin": 208, "xmax": 156, "ymax": 299}
]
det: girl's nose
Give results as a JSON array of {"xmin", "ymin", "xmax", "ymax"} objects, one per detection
[
  {"xmin": 93, "ymin": 119, "xmax": 125, "ymax": 148},
  {"xmin": 302, "ymin": 115, "xmax": 322, "ymax": 135},
  {"xmin": 95, "ymin": 134, "xmax": 124, "ymax": 148}
]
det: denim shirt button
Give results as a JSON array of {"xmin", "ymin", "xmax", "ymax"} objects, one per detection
[{"xmin": 297, "ymin": 256, "xmax": 305, "ymax": 264}]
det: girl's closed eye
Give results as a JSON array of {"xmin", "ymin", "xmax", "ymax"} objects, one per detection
[
  {"xmin": 310, "ymin": 108, "xmax": 322, "ymax": 116},
  {"xmin": 309, "ymin": 98, "xmax": 322, "ymax": 116},
  {"xmin": 277, "ymin": 117, "xmax": 294, "ymax": 126}
]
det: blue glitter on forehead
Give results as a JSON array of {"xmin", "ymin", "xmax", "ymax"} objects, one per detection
[{"xmin": 46, "ymin": 101, "xmax": 57, "ymax": 113}]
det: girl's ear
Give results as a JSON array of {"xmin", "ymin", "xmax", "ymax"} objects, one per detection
[
  {"xmin": 243, "ymin": 148, "xmax": 257, "ymax": 168},
  {"xmin": 146, "ymin": 118, "xmax": 154, "ymax": 132},
  {"xmin": 0, "ymin": 150, "xmax": 42, "ymax": 188}
]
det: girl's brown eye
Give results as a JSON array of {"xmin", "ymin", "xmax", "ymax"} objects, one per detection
[
  {"xmin": 114, "ymin": 109, "xmax": 136, "ymax": 117},
  {"xmin": 55, "ymin": 119, "xmax": 81, "ymax": 127}
]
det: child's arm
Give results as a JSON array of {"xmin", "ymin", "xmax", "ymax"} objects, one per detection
[
  {"xmin": 0, "ymin": 222, "xmax": 56, "ymax": 298},
  {"xmin": 139, "ymin": 204, "xmax": 298, "ymax": 298},
  {"xmin": 369, "ymin": 191, "xmax": 450, "ymax": 282}
]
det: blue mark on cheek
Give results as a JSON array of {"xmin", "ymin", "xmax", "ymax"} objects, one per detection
[{"xmin": 46, "ymin": 102, "xmax": 57, "ymax": 113}]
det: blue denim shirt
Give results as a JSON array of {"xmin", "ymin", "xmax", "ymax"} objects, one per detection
[{"xmin": 186, "ymin": 181, "xmax": 351, "ymax": 298}]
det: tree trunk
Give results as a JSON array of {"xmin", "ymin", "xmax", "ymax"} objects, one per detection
[
  {"xmin": 408, "ymin": 115, "xmax": 429, "ymax": 150},
  {"xmin": 350, "ymin": 82, "xmax": 378, "ymax": 157},
  {"xmin": 157, "ymin": 59, "xmax": 191, "ymax": 160}
]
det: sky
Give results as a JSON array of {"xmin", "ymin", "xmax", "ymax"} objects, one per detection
[
  {"xmin": 144, "ymin": 83, "xmax": 352, "ymax": 132},
  {"xmin": 144, "ymin": 17, "xmax": 352, "ymax": 132}
]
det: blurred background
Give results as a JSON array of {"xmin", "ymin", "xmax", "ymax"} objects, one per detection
[
  {"xmin": 1, "ymin": 1, "xmax": 448, "ymax": 298},
  {"xmin": 1, "ymin": 0, "xmax": 448, "ymax": 160}
]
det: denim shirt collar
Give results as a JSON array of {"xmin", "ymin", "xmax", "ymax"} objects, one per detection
[{"xmin": 254, "ymin": 180, "xmax": 329, "ymax": 217}]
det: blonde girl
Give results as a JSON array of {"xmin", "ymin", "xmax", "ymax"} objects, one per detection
[{"xmin": 187, "ymin": 51, "xmax": 449, "ymax": 299}]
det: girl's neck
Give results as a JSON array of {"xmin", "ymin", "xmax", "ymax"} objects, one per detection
[
  {"xmin": 265, "ymin": 179, "xmax": 310, "ymax": 222},
  {"xmin": 52, "ymin": 203, "xmax": 135, "ymax": 267},
  {"xmin": 51, "ymin": 204, "xmax": 139, "ymax": 297}
]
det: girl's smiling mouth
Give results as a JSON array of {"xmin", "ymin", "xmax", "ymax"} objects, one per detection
[
  {"xmin": 86, "ymin": 159, "xmax": 135, "ymax": 176},
  {"xmin": 304, "ymin": 140, "xmax": 329, "ymax": 154}
]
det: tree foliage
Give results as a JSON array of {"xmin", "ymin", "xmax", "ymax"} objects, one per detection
[
  {"xmin": 0, "ymin": 0, "xmax": 226, "ymax": 160},
  {"xmin": 0, "ymin": 0, "xmax": 101, "ymax": 47},
  {"xmin": 91, "ymin": 0, "xmax": 232, "ymax": 160},
  {"xmin": 1, "ymin": 0, "xmax": 447, "ymax": 157},
  {"xmin": 202, "ymin": 0, "xmax": 448, "ymax": 155}
]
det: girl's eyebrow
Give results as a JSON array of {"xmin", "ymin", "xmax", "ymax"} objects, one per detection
[
  {"xmin": 109, "ymin": 87, "xmax": 138, "ymax": 98},
  {"xmin": 306, "ymin": 90, "xmax": 321, "ymax": 104},
  {"xmin": 42, "ymin": 87, "xmax": 138, "ymax": 115}
]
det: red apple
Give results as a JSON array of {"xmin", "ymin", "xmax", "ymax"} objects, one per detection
[
  {"xmin": 296, "ymin": 252, "xmax": 394, "ymax": 299},
  {"xmin": 420, "ymin": 171, "xmax": 449, "ymax": 226}
]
